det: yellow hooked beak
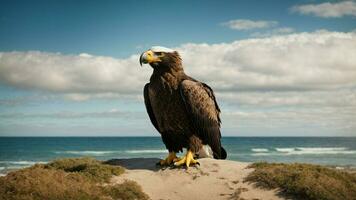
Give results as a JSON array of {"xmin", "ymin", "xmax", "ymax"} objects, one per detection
[{"xmin": 139, "ymin": 50, "xmax": 162, "ymax": 66}]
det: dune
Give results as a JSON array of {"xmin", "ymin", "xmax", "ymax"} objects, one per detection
[
  {"xmin": 107, "ymin": 158, "xmax": 284, "ymax": 200},
  {"xmin": 2, "ymin": 157, "xmax": 354, "ymax": 199}
]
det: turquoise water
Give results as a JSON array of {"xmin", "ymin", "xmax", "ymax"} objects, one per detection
[{"xmin": 1, "ymin": 137, "xmax": 356, "ymax": 175}]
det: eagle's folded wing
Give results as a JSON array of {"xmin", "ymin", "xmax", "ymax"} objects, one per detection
[
  {"xmin": 179, "ymin": 79, "xmax": 223, "ymax": 158},
  {"xmin": 143, "ymin": 83, "xmax": 160, "ymax": 133}
]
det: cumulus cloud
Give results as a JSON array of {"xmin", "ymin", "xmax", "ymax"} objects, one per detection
[
  {"xmin": 250, "ymin": 27, "xmax": 295, "ymax": 37},
  {"xmin": 178, "ymin": 30, "xmax": 355, "ymax": 135},
  {"xmin": 1, "ymin": 30, "xmax": 355, "ymax": 135},
  {"xmin": 179, "ymin": 30, "xmax": 356, "ymax": 93},
  {"xmin": 0, "ymin": 109, "xmax": 142, "ymax": 119},
  {"xmin": 221, "ymin": 19, "xmax": 278, "ymax": 30},
  {"xmin": 218, "ymin": 90, "xmax": 356, "ymax": 108},
  {"xmin": 222, "ymin": 106, "xmax": 356, "ymax": 136},
  {"xmin": 0, "ymin": 51, "xmax": 150, "ymax": 95},
  {"xmin": 291, "ymin": 1, "xmax": 356, "ymax": 18},
  {"xmin": 1, "ymin": 30, "xmax": 355, "ymax": 97}
]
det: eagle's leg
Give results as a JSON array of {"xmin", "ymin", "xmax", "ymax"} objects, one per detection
[
  {"xmin": 158, "ymin": 151, "xmax": 177, "ymax": 166},
  {"xmin": 174, "ymin": 149, "xmax": 199, "ymax": 168}
]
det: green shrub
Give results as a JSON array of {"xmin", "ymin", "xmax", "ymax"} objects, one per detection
[
  {"xmin": 245, "ymin": 162, "xmax": 356, "ymax": 200},
  {"xmin": 0, "ymin": 166, "xmax": 105, "ymax": 200},
  {"xmin": 46, "ymin": 157, "xmax": 125, "ymax": 182},
  {"xmin": 105, "ymin": 180, "xmax": 150, "ymax": 200},
  {"xmin": 0, "ymin": 158, "xmax": 148, "ymax": 200}
]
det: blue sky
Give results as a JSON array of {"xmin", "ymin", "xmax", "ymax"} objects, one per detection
[
  {"xmin": 0, "ymin": 0, "xmax": 355, "ymax": 136},
  {"xmin": 1, "ymin": 0, "xmax": 354, "ymax": 57}
]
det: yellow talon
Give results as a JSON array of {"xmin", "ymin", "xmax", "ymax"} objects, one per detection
[
  {"xmin": 174, "ymin": 150, "xmax": 199, "ymax": 168},
  {"xmin": 159, "ymin": 152, "xmax": 177, "ymax": 166}
]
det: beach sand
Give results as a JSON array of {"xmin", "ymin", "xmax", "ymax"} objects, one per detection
[{"xmin": 107, "ymin": 158, "xmax": 286, "ymax": 200}]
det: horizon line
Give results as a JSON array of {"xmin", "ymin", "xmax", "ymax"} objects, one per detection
[{"xmin": 0, "ymin": 136, "xmax": 355, "ymax": 138}]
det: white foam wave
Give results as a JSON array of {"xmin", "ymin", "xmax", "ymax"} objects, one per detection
[
  {"xmin": 5, "ymin": 166, "xmax": 24, "ymax": 169},
  {"xmin": 275, "ymin": 148, "xmax": 295, "ymax": 152},
  {"xmin": 56, "ymin": 151, "xmax": 119, "ymax": 155},
  {"xmin": 276, "ymin": 147, "xmax": 356, "ymax": 155},
  {"xmin": 0, "ymin": 161, "xmax": 47, "ymax": 165},
  {"xmin": 251, "ymin": 147, "xmax": 356, "ymax": 156},
  {"xmin": 296, "ymin": 147, "xmax": 347, "ymax": 151},
  {"xmin": 252, "ymin": 153, "xmax": 271, "ymax": 156},
  {"xmin": 251, "ymin": 148, "xmax": 269, "ymax": 152},
  {"xmin": 0, "ymin": 161, "xmax": 48, "ymax": 175},
  {"xmin": 56, "ymin": 149, "xmax": 168, "ymax": 155},
  {"xmin": 125, "ymin": 150, "xmax": 167, "ymax": 154}
]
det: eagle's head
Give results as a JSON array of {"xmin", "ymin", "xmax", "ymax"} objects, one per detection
[{"xmin": 139, "ymin": 46, "xmax": 182, "ymax": 69}]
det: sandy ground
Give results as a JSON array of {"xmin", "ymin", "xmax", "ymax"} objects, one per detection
[{"xmin": 108, "ymin": 158, "xmax": 287, "ymax": 200}]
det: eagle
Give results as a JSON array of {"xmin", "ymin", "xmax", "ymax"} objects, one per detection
[{"xmin": 140, "ymin": 46, "xmax": 227, "ymax": 167}]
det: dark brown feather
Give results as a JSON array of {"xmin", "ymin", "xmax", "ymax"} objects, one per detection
[
  {"xmin": 143, "ymin": 51, "xmax": 226, "ymax": 158},
  {"xmin": 179, "ymin": 80, "xmax": 225, "ymax": 159},
  {"xmin": 143, "ymin": 83, "xmax": 160, "ymax": 133}
]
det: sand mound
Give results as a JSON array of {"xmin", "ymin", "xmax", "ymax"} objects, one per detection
[{"xmin": 110, "ymin": 158, "xmax": 284, "ymax": 200}]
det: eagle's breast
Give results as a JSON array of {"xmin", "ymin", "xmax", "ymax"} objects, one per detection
[{"xmin": 148, "ymin": 73, "xmax": 190, "ymax": 133}]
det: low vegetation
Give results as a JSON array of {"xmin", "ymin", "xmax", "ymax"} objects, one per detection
[
  {"xmin": 46, "ymin": 157, "xmax": 125, "ymax": 182},
  {"xmin": 245, "ymin": 162, "xmax": 356, "ymax": 200},
  {"xmin": 0, "ymin": 157, "xmax": 149, "ymax": 200}
]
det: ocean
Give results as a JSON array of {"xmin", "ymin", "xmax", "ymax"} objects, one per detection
[{"xmin": 1, "ymin": 137, "xmax": 356, "ymax": 175}]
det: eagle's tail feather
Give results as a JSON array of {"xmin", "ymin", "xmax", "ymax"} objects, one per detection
[
  {"xmin": 220, "ymin": 147, "xmax": 227, "ymax": 159},
  {"xmin": 212, "ymin": 146, "xmax": 227, "ymax": 159}
]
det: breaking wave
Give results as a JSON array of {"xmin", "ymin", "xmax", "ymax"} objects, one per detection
[
  {"xmin": 275, "ymin": 148, "xmax": 295, "ymax": 153},
  {"xmin": 252, "ymin": 147, "xmax": 356, "ymax": 156},
  {"xmin": 251, "ymin": 148, "xmax": 269, "ymax": 152},
  {"xmin": 0, "ymin": 161, "xmax": 47, "ymax": 165},
  {"xmin": 0, "ymin": 161, "xmax": 48, "ymax": 176},
  {"xmin": 55, "ymin": 151, "xmax": 119, "ymax": 155},
  {"xmin": 251, "ymin": 153, "xmax": 271, "ymax": 156},
  {"xmin": 125, "ymin": 150, "xmax": 167, "ymax": 154},
  {"xmin": 276, "ymin": 147, "xmax": 356, "ymax": 155},
  {"xmin": 56, "ymin": 149, "xmax": 167, "ymax": 155}
]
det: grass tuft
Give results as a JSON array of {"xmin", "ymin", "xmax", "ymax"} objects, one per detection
[
  {"xmin": 105, "ymin": 180, "xmax": 150, "ymax": 200},
  {"xmin": 45, "ymin": 157, "xmax": 125, "ymax": 182},
  {"xmin": 245, "ymin": 162, "xmax": 356, "ymax": 200},
  {"xmin": 0, "ymin": 157, "xmax": 148, "ymax": 200}
]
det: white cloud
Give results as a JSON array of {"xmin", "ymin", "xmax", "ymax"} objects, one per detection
[
  {"xmin": 250, "ymin": 27, "xmax": 295, "ymax": 37},
  {"xmin": 221, "ymin": 19, "xmax": 278, "ymax": 30},
  {"xmin": 218, "ymin": 90, "xmax": 356, "ymax": 108},
  {"xmin": 291, "ymin": 1, "xmax": 356, "ymax": 18},
  {"xmin": 178, "ymin": 30, "xmax": 356, "ymax": 93},
  {"xmin": 0, "ymin": 109, "xmax": 142, "ymax": 119},
  {"xmin": 1, "ymin": 30, "xmax": 355, "ymax": 97},
  {"xmin": 0, "ymin": 51, "xmax": 150, "ymax": 95},
  {"xmin": 1, "ymin": 30, "xmax": 356, "ymax": 135},
  {"xmin": 177, "ymin": 30, "xmax": 356, "ymax": 135},
  {"xmin": 63, "ymin": 93, "xmax": 140, "ymax": 102},
  {"xmin": 222, "ymin": 106, "xmax": 356, "ymax": 136}
]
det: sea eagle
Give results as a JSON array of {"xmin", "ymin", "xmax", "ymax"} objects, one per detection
[{"xmin": 140, "ymin": 46, "xmax": 227, "ymax": 167}]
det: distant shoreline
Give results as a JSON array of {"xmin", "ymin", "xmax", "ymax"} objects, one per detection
[
  {"xmin": 2, "ymin": 137, "xmax": 356, "ymax": 176},
  {"xmin": 1, "ymin": 159, "xmax": 355, "ymax": 177}
]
